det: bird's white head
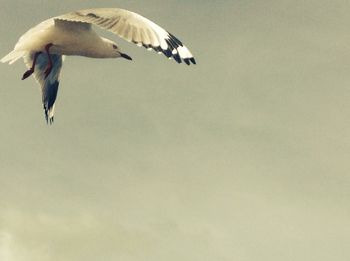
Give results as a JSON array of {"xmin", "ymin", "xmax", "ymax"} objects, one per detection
[{"xmin": 100, "ymin": 37, "xmax": 132, "ymax": 60}]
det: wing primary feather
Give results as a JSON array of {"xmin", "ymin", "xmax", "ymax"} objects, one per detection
[
  {"xmin": 168, "ymin": 32, "xmax": 184, "ymax": 47},
  {"xmin": 164, "ymin": 39, "xmax": 181, "ymax": 63},
  {"xmin": 173, "ymin": 52, "xmax": 182, "ymax": 63},
  {"xmin": 162, "ymin": 47, "xmax": 172, "ymax": 58}
]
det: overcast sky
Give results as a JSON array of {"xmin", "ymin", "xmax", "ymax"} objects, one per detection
[{"xmin": 0, "ymin": 0, "xmax": 350, "ymax": 260}]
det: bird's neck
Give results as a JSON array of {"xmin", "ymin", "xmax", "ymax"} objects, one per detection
[{"xmin": 79, "ymin": 36, "xmax": 112, "ymax": 58}]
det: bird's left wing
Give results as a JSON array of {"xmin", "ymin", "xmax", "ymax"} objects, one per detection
[
  {"xmin": 54, "ymin": 8, "xmax": 196, "ymax": 65},
  {"xmin": 24, "ymin": 52, "xmax": 63, "ymax": 124}
]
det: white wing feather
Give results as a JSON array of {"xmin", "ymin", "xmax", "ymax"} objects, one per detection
[{"xmin": 55, "ymin": 8, "xmax": 196, "ymax": 65}]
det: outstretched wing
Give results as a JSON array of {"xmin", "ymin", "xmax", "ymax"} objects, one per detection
[
  {"xmin": 24, "ymin": 52, "xmax": 63, "ymax": 124},
  {"xmin": 55, "ymin": 8, "xmax": 196, "ymax": 65}
]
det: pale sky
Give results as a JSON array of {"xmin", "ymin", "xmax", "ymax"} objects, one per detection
[{"xmin": 0, "ymin": 1, "xmax": 350, "ymax": 261}]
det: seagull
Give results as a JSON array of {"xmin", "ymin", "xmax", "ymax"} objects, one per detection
[{"xmin": 1, "ymin": 8, "xmax": 196, "ymax": 124}]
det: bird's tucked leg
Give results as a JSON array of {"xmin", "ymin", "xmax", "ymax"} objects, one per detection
[
  {"xmin": 44, "ymin": 43, "xmax": 54, "ymax": 79},
  {"xmin": 22, "ymin": 52, "xmax": 42, "ymax": 80}
]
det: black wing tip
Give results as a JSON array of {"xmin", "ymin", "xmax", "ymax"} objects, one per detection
[
  {"xmin": 42, "ymin": 79, "xmax": 59, "ymax": 125},
  {"xmin": 48, "ymin": 116, "xmax": 54, "ymax": 125},
  {"xmin": 44, "ymin": 108, "xmax": 54, "ymax": 125},
  {"xmin": 165, "ymin": 34, "xmax": 196, "ymax": 66},
  {"xmin": 183, "ymin": 57, "xmax": 196, "ymax": 65},
  {"xmin": 133, "ymin": 39, "xmax": 196, "ymax": 66},
  {"xmin": 167, "ymin": 32, "xmax": 184, "ymax": 47},
  {"xmin": 173, "ymin": 53, "xmax": 182, "ymax": 64},
  {"xmin": 162, "ymin": 48, "xmax": 172, "ymax": 58}
]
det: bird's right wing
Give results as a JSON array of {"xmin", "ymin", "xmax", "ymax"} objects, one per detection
[
  {"xmin": 55, "ymin": 8, "xmax": 196, "ymax": 65},
  {"xmin": 24, "ymin": 52, "xmax": 63, "ymax": 124}
]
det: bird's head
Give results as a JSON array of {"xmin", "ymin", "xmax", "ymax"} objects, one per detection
[{"xmin": 101, "ymin": 37, "xmax": 132, "ymax": 60}]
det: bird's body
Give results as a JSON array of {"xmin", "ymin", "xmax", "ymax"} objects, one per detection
[
  {"xmin": 1, "ymin": 8, "xmax": 196, "ymax": 123},
  {"xmin": 16, "ymin": 19, "xmax": 119, "ymax": 58}
]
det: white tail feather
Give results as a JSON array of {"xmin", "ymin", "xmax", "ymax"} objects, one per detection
[{"xmin": 1, "ymin": 50, "xmax": 25, "ymax": 64}]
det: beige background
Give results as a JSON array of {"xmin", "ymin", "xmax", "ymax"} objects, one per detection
[{"xmin": 0, "ymin": 1, "xmax": 349, "ymax": 260}]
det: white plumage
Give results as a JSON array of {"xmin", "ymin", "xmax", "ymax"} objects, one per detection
[{"xmin": 1, "ymin": 8, "xmax": 196, "ymax": 124}]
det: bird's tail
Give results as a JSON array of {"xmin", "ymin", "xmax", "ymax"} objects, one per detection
[{"xmin": 1, "ymin": 50, "xmax": 26, "ymax": 64}]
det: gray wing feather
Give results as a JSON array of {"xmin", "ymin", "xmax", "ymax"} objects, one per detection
[
  {"xmin": 55, "ymin": 8, "xmax": 196, "ymax": 65},
  {"xmin": 24, "ymin": 52, "xmax": 63, "ymax": 124}
]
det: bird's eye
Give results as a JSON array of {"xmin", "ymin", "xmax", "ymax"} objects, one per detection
[{"xmin": 112, "ymin": 44, "xmax": 118, "ymax": 49}]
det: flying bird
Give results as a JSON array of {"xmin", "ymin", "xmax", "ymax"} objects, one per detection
[{"xmin": 1, "ymin": 8, "xmax": 196, "ymax": 124}]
